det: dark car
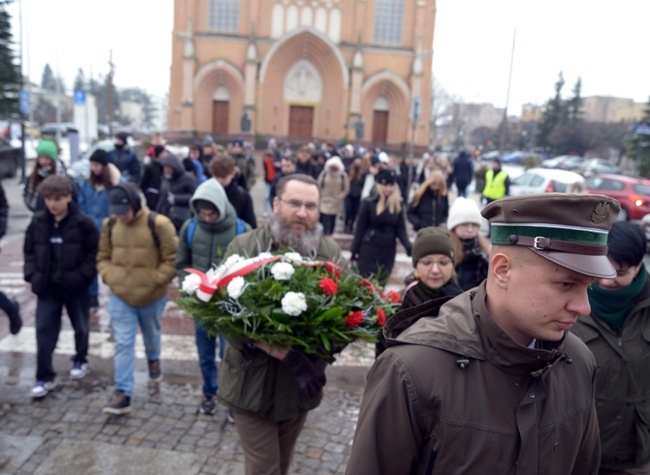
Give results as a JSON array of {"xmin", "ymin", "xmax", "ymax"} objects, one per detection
[
  {"xmin": 585, "ymin": 174, "xmax": 650, "ymax": 221},
  {"xmin": 0, "ymin": 136, "xmax": 21, "ymax": 178}
]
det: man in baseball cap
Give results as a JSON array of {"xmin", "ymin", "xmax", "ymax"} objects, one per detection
[{"xmin": 347, "ymin": 192, "xmax": 619, "ymax": 474}]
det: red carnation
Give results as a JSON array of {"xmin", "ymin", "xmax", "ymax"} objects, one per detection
[
  {"xmin": 384, "ymin": 291, "xmax": 401, "ymax": 304},
  {"xmin": 345, "ymin": 311, "xmax": 364, "ymax": 327},
  {"xmin": 377, "ymin": 308, "xmax": 386, "ymax": 326},
  {"xmin": 325, "ymin": 263, "xmax": 342, "ymax": 278},
  {"xmin": 319, "ymin": 277, "xmax": 338, "ymax": 295}
]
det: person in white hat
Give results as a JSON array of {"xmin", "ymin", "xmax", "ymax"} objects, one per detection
[{"xmin": 447, "ymin": 197, "xmax": 491, "ymax": 290}]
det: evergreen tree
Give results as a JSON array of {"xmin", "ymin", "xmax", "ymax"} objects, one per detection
[
  {"xmin": 40, "ymin": 64, "xmax": 57, "ymax": 91},
  {"xmin": 0, "ymin": 0, "xmax": 20, "ymax": 119},
  {"xmin": 567, "ymin": 78, "xmax": 584, "ymax": 122},
  {"xmin": 536, "ymin": 72, "xmax": 568, "ymax": 152},
  {"xmin": 626, "ymin": 98, "xmax": 650, "ymax": 177},
  {"xmin": 73, "ymin": 68, "xmax": 86, "ymax": 92}
]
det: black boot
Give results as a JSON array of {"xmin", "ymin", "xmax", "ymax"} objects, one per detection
[{"xmin": 9, "ymin": 300, "xmax": 22, "ymax": 335}]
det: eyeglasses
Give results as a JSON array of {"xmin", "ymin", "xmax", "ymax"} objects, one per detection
[
  {"xmin": 418, "ymin": 257, "xmax": 453, "ymax": 268},
  {"xmin": 279, "ymin": 198, "xmax": 319, "ymax": 212}
]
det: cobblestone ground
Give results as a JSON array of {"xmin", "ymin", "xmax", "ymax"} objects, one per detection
[{"xmin": 0, "ymin": 354, "xmax": 367, "ymax": 475}]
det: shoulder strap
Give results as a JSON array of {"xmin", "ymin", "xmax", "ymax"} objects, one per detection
[
  {"xmin": 186, "ymin": 218, "xmax": 198, "ymax": 246},
  {"xmin": 236, "ymin": 218, "xmax": 246, "ymax": 235},
  {"xmin": 107, "ymin": 216, "xmax": 117, "ymax": 246},
  {"xmin": 148, "ymin": 211, "xmax": 160, "ymax": 248}
]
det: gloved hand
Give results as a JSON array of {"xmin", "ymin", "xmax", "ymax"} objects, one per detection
[
  {"xmin": 167, "ymin": 192, "xmax": 175, "ymax": 205},
  {"xmin": 282, "ymin": 349, "xmax": 326, "ymax": 402}
]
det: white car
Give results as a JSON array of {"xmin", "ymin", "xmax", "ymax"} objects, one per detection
[{"xmin": 510, "ymin": 168, "xmax": 586, "ymax": 196}]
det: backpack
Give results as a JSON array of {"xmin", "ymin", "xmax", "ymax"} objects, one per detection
[
  {"xmin": 185, "ymin": 217, "xmax": 246, "ymax": 246},
  {"xmin": 108, "ymin": 211, "xmax": 160, "ymax": 248}
]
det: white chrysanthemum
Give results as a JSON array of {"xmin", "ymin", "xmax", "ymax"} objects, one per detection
[
  {"xmin": 181, "ymin": 274, "xmax": 202, "ymax": 295},
  {"xmin": 258, "ymin": 252, "xmax": 273, "ymax": 260},
  {"xmin": 271, "ymin": 262, "xmax": 295, "ymax": 281},
  {"xmin": 281, "ymin": 292, "xmax": 307, "ymax": 316},
  {"xmin": 226, "ymin": 276, "xmax": 246, "ymax": 299},
  {"xmin": 283, "ymin": 252, "xmax": 303, "ymax": 263},
  {"xmin": 223, "ymin": 254, "xmax": 244, "ymax": 269}
]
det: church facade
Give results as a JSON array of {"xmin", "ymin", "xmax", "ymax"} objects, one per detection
[{"xmin": 168, "ymin": 0, "xmax": 435, "ymax": 149}]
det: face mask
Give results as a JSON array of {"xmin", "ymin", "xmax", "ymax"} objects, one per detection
[
  {"xmin": 163, "ymin": 173, "xmax": 173, "ymax": 180},
  {"xmin": 38, "ymin": 165, "xmax": 52, "ymax": 178},
  {"xmin": 114, "ymin": 142, "xmax": 125, "ymax": 150}
]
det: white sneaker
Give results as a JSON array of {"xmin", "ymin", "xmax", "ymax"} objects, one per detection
[
  {"xmin": 31, "ymin": 380, "xmax": 56, "ymax": 398},
  {"xmin": 69, "ymin": 362, "xmax": 89, "ymax": 380}
]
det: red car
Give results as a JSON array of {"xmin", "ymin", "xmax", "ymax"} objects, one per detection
[{"xmin": 585, "ymin": 174, "xmax": 650, "ymax": 221}]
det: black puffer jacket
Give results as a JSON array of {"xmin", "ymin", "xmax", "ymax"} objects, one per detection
[
  {"xmin": 140, "ymin": 160, "xmax": 164, "ymax": 211},
  {"xmin": 0, "ymin": 181, "xmax": 7, "ymax": 238},
  {"xmin": 160, "ymin": 155, "xmax": 198, "ymax": 231},
  {"xmin": 23, "ymin": 202, "xmax": 99, "ymax": 296},
  {"xmin": 223, "ymin": 179, "xmax": 257, "ymax": 229},
  {"xmin": 351, "ymin": 196, "xmax": 411, "ymax": 286},
  {"xmin": 407, "ymin": 188, "xmax": 449, "ymax": 229}
]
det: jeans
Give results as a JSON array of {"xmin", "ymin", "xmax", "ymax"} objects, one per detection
[
  {"xmin": 194, "ymin": 321, "xmax": 227, "ymax": 398},
  {"xmin": 109, "ymin": 294, "xmax": 167, "ymax": 396}
]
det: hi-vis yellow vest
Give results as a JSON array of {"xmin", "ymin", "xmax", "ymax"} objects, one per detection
[{"xmin": 482, "ymin": 169, "xmax": 508, "ymax": 200}]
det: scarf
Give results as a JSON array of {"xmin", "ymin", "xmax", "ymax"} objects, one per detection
[{"xmin": 588, "ymin": 263, "xmax": 648, "ymax": 331}]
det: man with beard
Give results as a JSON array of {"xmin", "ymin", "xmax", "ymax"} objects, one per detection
[{"xmin": 217, "ymin": 174, "xmax": 343, "ymax": 475}]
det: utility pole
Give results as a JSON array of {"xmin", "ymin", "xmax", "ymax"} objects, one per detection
[
  {"xmin": 498, "ymin": 28, "xmax": 516, "ymax": 156},
  {"xmin": 18, "ymin": 0, "xmax": 26, "ymax": 183},
  {"xmin": 107, "ymin": 50, "xmax": 115, "ymax": 137}
]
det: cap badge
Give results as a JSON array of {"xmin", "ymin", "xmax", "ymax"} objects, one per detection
[{"xmin": 591, "ymin": 202, "xmax": 610, "ymax": 224}]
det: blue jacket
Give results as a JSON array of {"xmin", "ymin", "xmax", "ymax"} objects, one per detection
[{"xmin": 77, "ymin": 180, "xmax": 110, "ymax": 229}]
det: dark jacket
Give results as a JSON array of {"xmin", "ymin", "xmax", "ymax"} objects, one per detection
[
  {"xmin": 296, "ymin": 159, "xmax": 320, "ymax": 180},
  {"xmin": 407, "ymin": 188, "xmax": 449, "ymax": 230},
  {"xmin": 571, "ymin": 279, "xmax": 650, "ymax": 471},
  {"xmin": 452, "ymin": 151, "xmax": 474, "ymax": 189},
  {"xmin": 456, "ymin": 237, "xmax": 489, "ymax": 291},
  {"xmin": 108, "ymin": 146, "xmax": 140, "ymax": 183},
  {"xmin": 140, "ymin": 160, "xmax": 164, "ymax": 211},
  {"xmin": 175, "ymin": 179, "xmax": 249, "ymax": 281},
  {"xmin": 223, "ymin": 179, "xmax": 257, "ymax": 229},
  {"xmin": 23, "ymin": 201, "xmax": 99, "ymax": 297},
  {"xmin": 217, "ymin": 224, "xmax": 342, "ymax": 422},
  {"xmin": 160, "ymin": 155, "xmax": 198, "ymax": 231},
  {"xmin": 351, "ymin": 196, "xmax": 412, "ymax": 285},
  {"xmin": 346, "ymin": 284, "xmax": 601, "ymax": 475},
  {"xmin": 0, "ymin": 181, "xmax": 7, "ymax": 238}
]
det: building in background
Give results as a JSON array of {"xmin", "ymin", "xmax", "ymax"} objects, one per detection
[{"xmin": 167, "ymin": 0, "xmax": 435, "ymax": 150}]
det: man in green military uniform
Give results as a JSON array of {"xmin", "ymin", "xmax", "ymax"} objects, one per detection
[{"xmin": 347, "ymin": 193, "xmax": 620, "ymax": 475}]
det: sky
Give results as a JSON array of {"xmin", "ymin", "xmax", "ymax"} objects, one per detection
[{"xmin": 6, "ymin": 0, "xmax": 650, "ymax": 116}]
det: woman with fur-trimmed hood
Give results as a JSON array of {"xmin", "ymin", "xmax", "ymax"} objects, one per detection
[{"xmin": 317, "ymin": 156, "xmax": 349, "ymax": 237}]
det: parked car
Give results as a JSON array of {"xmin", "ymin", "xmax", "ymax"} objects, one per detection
[
  {"xmin": 577, "ymin": 158, "xmax": 623, "ymax": 176},
  {"xmin": 585, "ymin": 174, "xmax": 650, "ymax": 221},
  {"xmin": 0, "ymin": 136, "xmax": 21, "ymax": 178},
  {"xmin": 541, "ymin": 155, "xmax": 577, "ymax": 169},
  {"xmin": 556, "ymin": 156, "xmax": 587, "ymax": 171},
  {"xmin": 40, "ymin": 122, "xmax": 77, "ymax": 137},
  {"xmin": 510, "ymin": 168, "xmax": 586, "ymax": 196},
  {"xmin": 502, "ymin": 151, "xmax": 541, "ymax": 165}
]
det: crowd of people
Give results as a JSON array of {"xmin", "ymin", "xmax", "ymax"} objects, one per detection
[{"xmin": 2, "ymin": 133, "xmax": 650, "ymax": 475}]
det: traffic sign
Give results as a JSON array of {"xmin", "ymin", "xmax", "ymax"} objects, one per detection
[
  {"xmin": 19, "ymin": 89, "xmax": 30, "ymax": 115},
  {"xmin": 74, "ymin": 90, "xmax": 86, "ymax": 106}
]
